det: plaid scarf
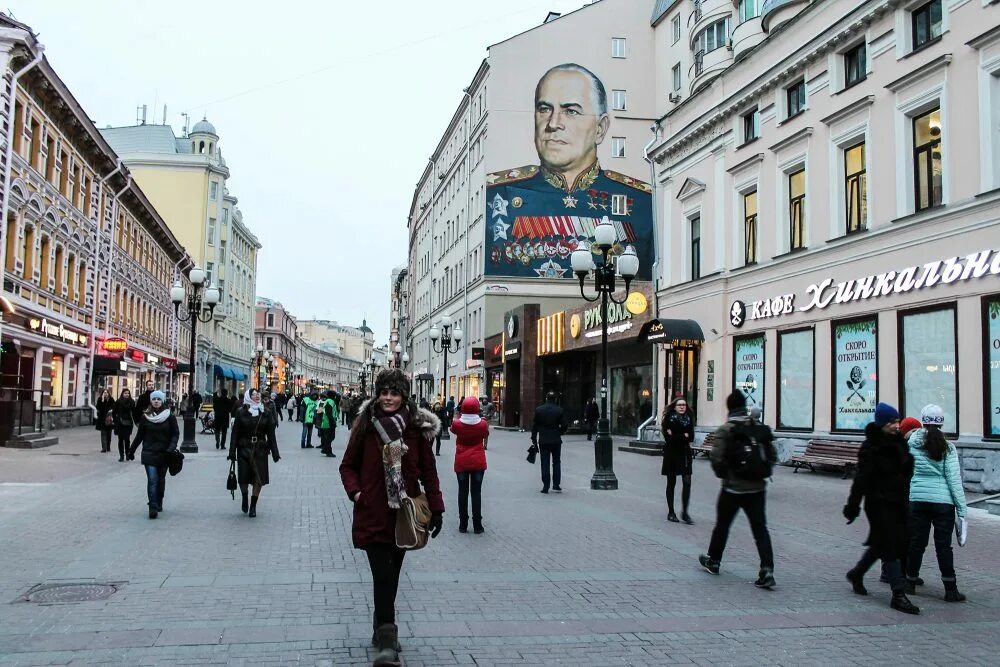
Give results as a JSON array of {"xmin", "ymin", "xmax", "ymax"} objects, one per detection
[{"xmin": 372, "ymin": 406, "xmax": 410, "ymax": 509}]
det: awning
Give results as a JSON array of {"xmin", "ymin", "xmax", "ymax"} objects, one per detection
[
  {"xmin": 175, "ymin": 363, "xmax": 192, "ymax": 373},
  {"xmin": 416, "ymin": 373, "xmax": 434, "ymax": 381},
  {"xmin": 638, "ymin": 318, "xmax": 704, "ymax": 345},
  {"xmin": 93, "ymin": 357, "xmax": 126, "ymax": 374},
  {"xmin": 213, "ymin": 364, "xmax": 233, "ymax": 379},
  {"xmin": 232, "ymin": 369, "xmax": 247, "ymax": 381}
]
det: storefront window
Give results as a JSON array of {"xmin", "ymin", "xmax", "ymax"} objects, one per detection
[
  {"xmin": 777, "ymin": 329, "xmax": 813, "ymax": 430},
  {"xmin": 610, "ymin": 364, "xmax": 653, "ymax": 435},
  {"xmin": 986, "ymin": 297, "xmax": 1000, "ymax": 438},
  {"xmin": 488, "ymin": 369, "xmax": 504, "ymax": 422},
  {"xmin": 832, "ymin": 317, "xmax": 877, "ymax": 431},
  {"xmin": 900, "ymin": 306, "xmax": 957, "ymax": 434},
  {"xmin": 733, "ymin": 334, "xmax": 766, "ymax": 415},
  {"xmin": 49, "ymin": 354, "xmax": 63, "ymax": 407}
]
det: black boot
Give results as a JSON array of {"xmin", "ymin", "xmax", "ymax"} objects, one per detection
[
  {"xmin": 148, "ymin": 504, "xmax": 158, "ymax": 519},
  {"xmin": 890, "ymin": 592, "xmax": 920, "ymax": 615},
  {"xmin": 371, "ymin": 612, "xmax": 401, "ymax": 650},
  {"xmin": 944, "ymin": 580, "xmax": 966, "ymax": 602},
  {"xmin": 241, "ymin": 491, "xmax": 249, "ymax": 514},
  {"xmin": 473, "ymin": 517, "xmax": 485, "ymax": 534},
  {"xmin": 846, "ymin": 569, "xmax": 868, "ymax": 596},
  {"xmin": 373, "ymin": 623, "xmax": 401, "ymax": 666},
  {"xmin": 459, "ymin": 517, "xmax": 468, "ymax": 533},
  {"xmin": 249, "ymin": 496, "xmax": 258, "ymax": 518}
]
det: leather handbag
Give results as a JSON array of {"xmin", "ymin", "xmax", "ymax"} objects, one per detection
[
  {"xmin": 167, "ymin": 450, "xmax": 184, "ymax": 477},
  {"xmin": 526, "ymin": 443, "xmax": 538, "ymax": 464},
  {"xmin": 226, "ymin": 461, "xmax": 238, "ymax": 498},
  {"xmin": 395, "ymin": 493, "xmax": 432, "ymax": 550}
]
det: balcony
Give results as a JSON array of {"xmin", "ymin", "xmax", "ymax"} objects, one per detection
[
  {"xmin": 761, "ymin": 0, "xmax": 810, "ymax": 32},
  {"xmin": 689, "ymin": 0, "xmax": 734, "ymax": 50},
  {"xmin": 731, "ymin": 16, "xmax": 765, "ymax": 60},
  {"xmin": 689, "ymin": 46, "xmax": 734, "ymax": 95}
]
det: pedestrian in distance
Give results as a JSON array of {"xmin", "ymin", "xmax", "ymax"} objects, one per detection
[
  {"xmin": 95, "ymin": 388, "xmax": 115, "ymax": 453},
  {"xmin": 446, "ymin": 395, "xmax": 456, "ymax": 422},
  {"xmin": 127, "ymin": 390, "xmax": 179, "ymax": 519},
  {"xmin": 699, "ymin": 390, "xmax": 777, "ymax": 589},
  {"xmin": 843, "ymin": 402, "xmax": 920, "ymax": 614},
  {"xmin": 339, "ymin": 369, "xmax": 444, "ymax": 667},
  {"xmin": 264, "ymin": 391, "xmax": 280, "ymax": 426},
  {"xmin": 451, "ymin": 396, "xmax": 489, "ymax": 534},
  {"xmin": 531, "ymin": 391, "xmax": 567, "ymax": 494},
  {"xmin": 295, "ymin": 391, "xmax": 305, "ymax": 423},
  {"xmin": 274, "ymin": 391, "xmax": 286, "ymax": 421},
  {"xmin": 433, "ymin": 400, "xmax": 449, "ymax": 456},
  {"xmin": 905, "ymin": 404, "xmax": 968, "ymax": 602},
  {"xmin": 114, "ymin": 389, "xmax": 136, "ymax": 462},
  {"xmin": 228, "ymin": 388, "xmax": 280, "ymax": 518},
  {"xmin": 318, "ymin": 389, "xmax": 340, "ymax": 458},
  {"xmin": 213, "ymin": 388, "xmax": 234, "ymax": 450},
  {"xmin": 190, "ymin": 389, "xmax": 203, "ymax": 419},
  {"xmin": 661, "ymin": 397, "xmax": 695, "ymax": 524},
  {"xmin": 301, "ymin": 391, "xmax": 318, "ymax": 448},
  {"xmin": 584, "ymin": 397, "xmax": 599, "ymax": 441},
  {"xmin": 133, "ymin": 380, "xmax": 155, "ymax": 422},
  {"xmin": 285, "ymin": 391, "xmax": 295, "ymax": 421}
]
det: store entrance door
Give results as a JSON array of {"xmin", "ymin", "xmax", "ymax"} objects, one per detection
[{"xmin": 667, "ymin": 346, "xmax": 700, "ymax": 418}]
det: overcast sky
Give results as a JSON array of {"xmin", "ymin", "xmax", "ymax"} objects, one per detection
[{"xmin": 10, "ymin": 0, "xmax": 588, "ymax": 345}]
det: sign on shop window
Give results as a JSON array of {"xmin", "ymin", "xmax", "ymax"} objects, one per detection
[
  {"xmin": 987, "ymin": 298, "xmax": 1000, "ymax": 437},
  {"xmin": 833, "ymin": 318, "xmax": 877, "ymax": 431},
  {"xmin": 733, "ymin": 335, "xmax": 765, "ymax": 414}
]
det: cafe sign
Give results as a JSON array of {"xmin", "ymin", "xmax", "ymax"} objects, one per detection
[{"xmin": 29, "ymin": 318, "xmax": 88, "ymax": 347}]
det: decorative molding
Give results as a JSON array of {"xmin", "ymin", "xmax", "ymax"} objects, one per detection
[
  {"xmin": 884, "ymin": 53, "xmax": 953, "ymax": 92},
  {"xmin": 768, "ymin": 126, "xmax": 814, "ymax": 153},
  {"xmin": 676, "ymin": 177, "xmax": 707, "ymax": 201},
  {"xmin": 727, "ymin": 153, "xmax": 766, "ymax": 175},
  {"xmin": 820, "ymin": 94, "xmax": 876, "ymax": 125}
]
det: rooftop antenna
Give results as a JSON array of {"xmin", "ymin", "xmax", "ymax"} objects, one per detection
[
  {"xmin": 162, "ymin": 104, "xmax": 167, "ymax": 126},
  {"xmin": 181, "ymin": 112, "xmax": 190, "ymax": 137}
]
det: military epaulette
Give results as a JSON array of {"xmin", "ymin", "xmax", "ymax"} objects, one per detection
[
  {"xmin": 603, "ymin": 169, "xmax": 653, "ymax": 194},
  {"xmin": 486, "ymin": 165, "xmax": 539, "ymax": 186}
]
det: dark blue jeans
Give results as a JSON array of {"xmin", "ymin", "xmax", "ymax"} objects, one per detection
[
  {"xmin": 144, "ymin": 465, "xmax": 167, "ymax": 508},
  {"xmin": 907, "ymin": 501, "xmax": 957, "ymax": 583},
  {"xmin": 540, "ymin": 443, "xmax": 561, "ymax": 490},
  {"xmin": 456, "ymin": 471, "xmax": 485, "ymax": 520},
  {"xmin": 300, "ymin": 423, "xmax": 313, "ymax": 447}
]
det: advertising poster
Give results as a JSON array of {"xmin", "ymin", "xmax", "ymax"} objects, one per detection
[
  {"xmin": 833, "ymin": 318, "xmax": 877, "ymax": 430},
  {"xmin": 733, "ymin": 335, "xmax": 765, "ymax": 414},
  {"xmin": 989, "ymin": 299, "xmax": 1000, "ymax": 436},
  {"xmin": 484, "ymin": 63, "xmax": 653, "ymax": 280},
  {"xmin": 778, "ymin": 330, "xmax": 813, "ymax": 430}
]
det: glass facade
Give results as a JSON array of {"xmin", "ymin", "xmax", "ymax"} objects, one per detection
[
  {"xmin": 610, "ymin": 364, "xmax": 653, "ymax": 435},
  {"xmin": 777, "ymin": 329, "xmax": 813, "ymax": 430},
  {"xmin": 987, "ymin": 297, "xmax": 1000, "ymax": 438},
  {"xmin": 900, "ymin": 306, "xmax": 957, "ymax": 433}
]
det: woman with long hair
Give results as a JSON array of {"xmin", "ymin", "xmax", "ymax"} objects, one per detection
[
  {"xmin": 127, "ymin": 391, "xmax": 179, "ymax": 519},
  {"xmin": 114, "ymin": 389, "xmax": 136, "ymax": 462},
  {"xmin": 661, "ymin": 397, "xmax": 695, "ymax": 524},
  {"xmin": 228, "ymin": 388, "xmax": 280, "ymax": 517},
  {"xmin": 339, "ymin": 369, "xmax": 444, "ymax": 667},
  {"xmin": 95, "ymin": 388, "xmax": 115, "ymax": 453},
  {"xmin": 905, "ymin": 404, "xmax": 968, "ymax": 601}
]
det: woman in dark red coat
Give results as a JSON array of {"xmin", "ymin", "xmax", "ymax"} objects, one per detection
[
  {"xmin": 339, "ymin": 369, "xmax": 444, "ymax": 667},
  {"xmin": 451, "ymin": 396, "xmax": 489, "ymax": 534}
]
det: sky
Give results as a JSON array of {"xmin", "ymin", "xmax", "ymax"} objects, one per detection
[{"xmin": 9, "ymin": 0, "xmax": 589, "ymax": 346}]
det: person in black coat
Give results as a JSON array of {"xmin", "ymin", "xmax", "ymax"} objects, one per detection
[
  {"xmin": 433, "ymin": 400, "xmax": 449, "ymax": 456},
  {"xmin": 114, "ymin": 389, "xmax": 137, "ymax": 462},
  {"xmin": 228, "ymin": 388, "xmax": 280, "ymax": 518},
  {"xmin": 95, "ymin": 389, "xmax": 115, "ymax": 453},
  {"xmin": 844, "ymin": 402, "xmax": 919, "ymax": 615},
  {"xmin": 531, "ymin": 392, "xmax": 568, "ymax": 494},
  {"xmin": 133, "ymin": 380, "xmax": 155, "ymax": 422},
  {"xmin": 213, "ymin": 389, "xmax": 234, "ymax": 450},
  {"xmin": 584, "ymin": 398, "xmax": 599, "ymax": 441},
  {"xmin": 661, "ymin": 398, "xmax": 695, "ymax": 524},
  {"xmin": 128, "ymin": 391, "xmax": 180, "ymax": 519}
]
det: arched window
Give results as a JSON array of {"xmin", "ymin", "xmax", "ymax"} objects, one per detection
[
  {"xmin": 5, "ymin": 216, "xmax": 17, "ymax": 272},
  {"xmin": 199, "ymin": 141, "xmax": 205, "ymax": 154},
  {"xmin": 23, "ymin": 224, "xmax": 35, "ymax": 278},
  {"xmin": 39, "ymin": 235, "xmax": 51, "ymax": 287},
  {"xmin": 67, "ymin": 254, "xmax": 77, "ymax": 302},
  {"xmin": 77, "ymin": 262, "xmax": 86, "ymax": 307},
  {"xmin": 54, "ymin": 245, "xmax": 64, "ymax": 295}
]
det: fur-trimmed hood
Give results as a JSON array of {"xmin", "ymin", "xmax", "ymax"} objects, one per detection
[{"xmin": 354, "ymin": 398, "xmax": 441, "ymax": 441}]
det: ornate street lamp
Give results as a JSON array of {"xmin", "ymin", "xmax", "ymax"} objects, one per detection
[
  {"xmin": 570, "ymin": 216, "xmax": 640, "ymax": 490},
  {"xmin": 250, "ymin": 346, "xmax": 273, "ymax": 391},
  {"xmin": 429, "ymin": 313, "xmax": 462, "ymax": 404},
  {"xmin": 171, "ymin": 267, "xmax": 220, "ymax": 453}
]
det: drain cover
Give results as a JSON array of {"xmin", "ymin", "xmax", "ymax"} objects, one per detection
[{"xmin": 22, "ymin": 583, "xmax": 118, "ymax": 603}]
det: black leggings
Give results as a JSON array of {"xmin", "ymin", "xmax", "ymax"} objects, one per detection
[
  {"xmin": 117, "ymin": 430, "xmax": 133, "ymax": 458},
  {"xmin": 666, "ymin": 474, "xmax": 691, "ymax": 514},
  {"xmin": 364, "ymin": 544, "xmax": 406, "ymax": 625}
]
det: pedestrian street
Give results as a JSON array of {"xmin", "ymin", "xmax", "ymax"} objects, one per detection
[{"xmin": 1, "ymin": 425, "xmax": 999, "ymax": 666}]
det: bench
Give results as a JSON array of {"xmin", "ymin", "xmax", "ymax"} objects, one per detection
[
  {"xmin": 691, "ymin": 432, "xmax": 714, "ymax": 458},
  {"xmin": 789, "ymin": 439, "xmax": 860, "ymax": 478}
]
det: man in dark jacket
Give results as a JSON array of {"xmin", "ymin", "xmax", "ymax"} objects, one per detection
[
  {"xmin": 584, "ymin": 398, "xmax": 599, "ymax": 441},
  {"xmin": 190, "ymin": 390, "xmax": 203, "ymax": 416},
  {"xmin": 699, "ymin": 391, "xmax": 777, "ymax": 589},
  {"xmin": 446, "ymin": 396, "xmax": 456, "ymax": 422},
  {"xmin": 213, "ymin": 389, "xmax": 234, "ymax": 450},
  {"xmin": 531, "ymin": 392, "xmax": 567, "ymax": 494},
  {"xmin": 133, "ymin": 380, "xmax": 155, "ymax": 422}
]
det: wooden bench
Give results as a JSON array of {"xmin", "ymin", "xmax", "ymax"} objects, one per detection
[
  {"xmin": 691, "ymin": 432, "xmax": 714, "ymax": 458},
  {"xmin": 789, "ymin": 439, "xmax": 860, "ymax": 478}
]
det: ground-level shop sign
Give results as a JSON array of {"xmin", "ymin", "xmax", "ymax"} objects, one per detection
[{"xmin": 28, "ymin": 317, "xmax": 89, "ymax": 348}]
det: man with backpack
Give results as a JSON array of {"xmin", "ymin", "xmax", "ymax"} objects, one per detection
[{"xmin": 699, "ymin": 390, "xmax": 777, "ymax": 589}]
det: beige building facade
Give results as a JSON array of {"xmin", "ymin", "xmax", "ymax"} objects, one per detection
[
  {"xmin": 648, "ymin": 0, "xmax": 1000, "ymax": 491},
  {"xmin": 297, "ymin": 319, "xmax": 374, "ymax": 366}
]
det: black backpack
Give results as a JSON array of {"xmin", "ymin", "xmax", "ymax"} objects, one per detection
[{"xmin": 724, "ymin": 422, "xmax": 772, "ymax": 481}]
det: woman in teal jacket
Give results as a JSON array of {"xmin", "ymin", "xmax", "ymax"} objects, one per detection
[{"xmin": 905, "ymin": 404, "xmax": 967, "ymax": 602}]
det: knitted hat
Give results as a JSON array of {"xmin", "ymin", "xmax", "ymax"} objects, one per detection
[
  {"xmin": 920, "ymin": 404, "xmax": 945, "ymax": 427},
  {"xmin": 726, "ymin": 391, "xmax": 746, "ymax": 412},
  {"xmin": 899, "ymin": 417, "xmax": 922, "ymax": 437},
  {"xmin": 374, "ymin": 369, "xmax": 410, "ymax": 400},
  {"xmin": 873, "ymin": 402, "xmax": 900, "ymax": 427},
  {"xmin": 151, "ymin": 390, "xmax": 166, "ymax": 401},
  {"xmin": 460, "ymin": 396, "xmax": 481, "ymax": 415}
]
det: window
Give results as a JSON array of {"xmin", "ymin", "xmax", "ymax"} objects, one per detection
[
  {"xmin": 985, "ymin": 296, "xmax": 1000, "ymax": 438},
  {"xmin": 267, "ymin": 312, "xmax": 274, "ymax": 328},
  {"xmin": 913, "ymin": 107, "xmax": 942, "ymax": 211},
  {"xmin": 912, "ymin": 0, "xmax": 942, "ymax": 51},
  {"xmin": 207, "ymin": 217, "xmax": 216, "ymax": 246},
  {"xmin": 733, "ymin": 334, "xmax": 766, "ymax": 415},
  {"xmin": 786, "ymin": 80, "xmax": 806, "ymax": 118},
  {"xmin": 612, "ymin": 89, "xmax": 627, "ymax": 111},
  {"xmin": 844, "ymin": 43, "xmax": 867, "ymax": 87},
  {"xmin": 672, "ymin": 63, "xmax": 681, "ymax": 92},
  {"xmin": 206, "ymin": 262, "xmax": 215, "ymax": 285},
  {"xmin": 738, "ymin": 0, "xmax": 759, "ymax": 22},
  {"xmin": 222, "ymin": 208, "xmax": 229, "ymax": 224},
  {"xmin": 266, "ymin": 336, "xmax": 274, "ymax": 350},
  {"xmin": 778, "ymin": 329, "xmax": 814, "ymax": 430},
  {"xmin": 689, "ymin": 216, "xmax": 701, "ymax": 280},
  {"xmin": 743, "ymin": 190, "xmax": 757, "ymax": 265},
  {"xmin": 611, "ymin": 137, "xmax": 626, "ymax": 158},
  {"xmin": 611, "ymin": 37, "xmax": 626, "ymax": 58},
  {"xmin": 672, "ymin": 14, "xmax": 681, "ymax": 44},
  {"xmin": 210, "ymin": 181, "xmax": 218, "ymax": 200},
  {"xmin": 49, "ymin": 354, "xmax": 63, "ymax": 407},
  {"xmin": 832, "ymin": 317, "xmax": 878, "ymax": 430},
  {"xmin": 742, "ymin": 108, "xmax": 759, "ymax": 143},
  {"xmin": 694, "ymin": 18, "xmax": 730, "ymax": 54},
  {"xmin": 900, "ymin": 305, "xmax": 957, "ymax": 434},
  {"xmin": 845, "ymin": 142, "xmax": 867, "ymax": 233},
  {"xmin": 788, "ymin": 168, "xmax": 806, "ymax": 250},
  {"xmin": 612, "ymin": 194, "xmax": 628, "ymax": 216}
]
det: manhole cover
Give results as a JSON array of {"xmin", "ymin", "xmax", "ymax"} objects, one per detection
[{"xmin": 21, "ymin": 583, "xmax": 118, "ymax": 603}]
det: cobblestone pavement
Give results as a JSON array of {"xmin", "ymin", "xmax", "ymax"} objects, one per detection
[{"xmin": 1, "ymin": 422, "xmax": 999, "ymax": 666}]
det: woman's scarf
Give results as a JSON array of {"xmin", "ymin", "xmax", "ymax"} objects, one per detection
[
  {"xmin": 145, "ymin": 407, "xmax": 171, "ymax": 424},
  {"xmin": 244, "ymin": 389, "xmax": 262, "ymax": 416},
  {"xmin": 371, "ymin": 405, "xmax": 410, "ymax": 509},
  {"xmin": 459, "ymin": 412, "xmax": 482, "ymax": 425},
  {"xmin": 671, "ymin": 411, "xmax": 692, "ymax": 430}
]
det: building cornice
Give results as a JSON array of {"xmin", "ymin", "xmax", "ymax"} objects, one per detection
[
  {"xmin": 884, "ymin": 53, "xmax": 952, "ymax": 92},
  {"xmin": 820, "ymin": 94, "xmax": 875, "ymax": 126}
]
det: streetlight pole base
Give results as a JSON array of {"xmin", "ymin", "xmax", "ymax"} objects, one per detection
[
  {"xmin": 590, "ymin": 425, "xmax": 618, "ymax": 490},
  {"xmin": 179, "ymin": 409, "xmax": 198, "ymax": 453}
]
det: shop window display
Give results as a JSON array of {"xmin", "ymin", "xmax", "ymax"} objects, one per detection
[
  {"xmin": 777, "ymin": 329, "xmax": 813, "ymax": 430},
  {"xmin": 900, "ymin": 306, "xmax": 957, "ymax": 434},
  {"xmin": 733, "ymin": 334, "xmax": 766, "ymax": 415},
  {"xmin": 611, "ymin": 365, "xmax": 653, "ymax": 435},
  {"xmin": 832, "ymin": 318, "xmax": 877, "ymax": 430},
  {"xmin": 986, "ymin": 297, "xmax": 1000, "ymax": 438}
]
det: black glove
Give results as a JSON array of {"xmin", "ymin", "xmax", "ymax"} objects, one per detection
[
  {"xmin": 843, "ymin": 503, "xmax": 859, "ymax": 524},
  {"xmin": 428, "ymin": 512, "xmax": 443, "ymax": 538},
  {"xmin": 272, "ymin": 453, "xmax": 280, "ymax": 463},
  {"xmin": 227, "ymin": 451, "xmax": 236, "ymax": 462}
]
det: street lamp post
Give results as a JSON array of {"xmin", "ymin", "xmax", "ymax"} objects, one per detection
[
  {"xmin": 170, "ymin": 267, "xmax": 220, "ymax": 453},
  {"xmin": 429, "ymin": 314, "xmax": 462, "ymax": 404},
  {"xmin": 392, "ymin": 344, "xmax": 410, "ymax": 370},
  {"xmin": 570, "ymin": 216, "xmax": 640, "ymax": 490},
  {"xmin": 251, "ymin": 346, "xmax": 273, "ymax": 391}
]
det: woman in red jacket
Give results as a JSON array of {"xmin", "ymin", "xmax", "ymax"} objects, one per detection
[
  {"xmin": 339, "ymin": 369, "xmax": 444, "ymax": 667},
  {"xmin": 451, "ymin": 396, "xmax": 489, "ymax": 534}
]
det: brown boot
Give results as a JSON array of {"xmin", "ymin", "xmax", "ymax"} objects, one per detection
[{"xmin": 372, "ymin": 623, "xmax": 401, "ymax": 666}]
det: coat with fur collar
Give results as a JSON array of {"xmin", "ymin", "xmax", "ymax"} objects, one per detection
[{"xmin": 339, "ymin": 399, "xmax": 444, "ymax": 548}]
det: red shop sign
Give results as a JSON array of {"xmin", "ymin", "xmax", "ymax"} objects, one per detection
[
  {"xmin": 97, "ymin": 336, "xmax": 128, "ymax": 358},
  {"xmin": 128, "ymin": 349, "xmax": 146, "ymax": 362},
  {"xmin": 161, "ymin": 357, "xmax": 177, "ymax": 370}
]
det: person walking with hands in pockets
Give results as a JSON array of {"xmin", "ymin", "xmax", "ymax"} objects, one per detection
[
  {"xmin": 451, "ymin": 396, "xmax": 489, "ymax": 534},
  {"xmin": 127, "ymin": 390, "xmax": 179, "ymax": 519}
]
